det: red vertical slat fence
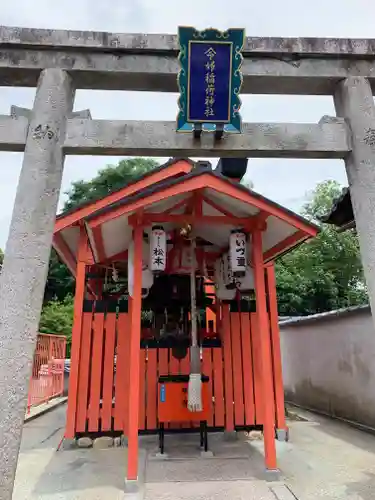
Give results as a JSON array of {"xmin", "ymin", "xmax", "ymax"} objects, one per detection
[{"xmin": 69, "ymin": 300, "xmax": 280, "ymax": 435}]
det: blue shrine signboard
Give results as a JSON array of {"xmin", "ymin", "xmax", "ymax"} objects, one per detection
[{"xmin": 177, "ymin": 27, "xmax": 245, "ymax": 133}]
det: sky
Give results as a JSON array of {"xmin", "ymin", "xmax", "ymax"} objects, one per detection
[{"xmin": 1, "ymin": 0, "xmax": 374, "ymax": 248}]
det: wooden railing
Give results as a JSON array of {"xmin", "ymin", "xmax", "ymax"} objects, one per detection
[{"xmin": 27, "ymin": 333, "xmax": 66, "ymax": 413}]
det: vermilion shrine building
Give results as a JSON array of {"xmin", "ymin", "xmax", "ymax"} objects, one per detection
[{"xmin": 53, "ymin": 157, "xmax": 318, "ymax": 481}]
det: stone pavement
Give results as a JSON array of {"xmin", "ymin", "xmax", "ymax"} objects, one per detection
[
  {"xmin": 24, "ymin": 396, "xmax": 67, "ymax": 423},
  {"xmin": 13, "ymin": 404, "xmax": 375, "ymax": 499},
  {"xmin": 144, "ymin": 480, "xmax": 295, "ymax": 499}
]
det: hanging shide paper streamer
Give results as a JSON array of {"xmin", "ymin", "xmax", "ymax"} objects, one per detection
[
  {"xmin": 229, "ymin": 230, "xmax": 247, "ymax": 277},
  {"xmin": 150, "ymin": 226, "xmax": 167, "ymax": 272}
]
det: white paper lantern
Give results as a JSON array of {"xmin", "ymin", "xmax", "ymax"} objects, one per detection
[
  {"xmin": 238, "ymin": 266, "xmax": 254, "ymax": 291},
  {"xmin": 222, "ymin": 252, "xmax": 233, "ymax": 286},
  {"xmin": 229, "ymin": 230, "xmax": 247, "ymax": 277},
  {"xmin": 214, "ymin": 257, "xmax": 236, "ymax": 301},
  {"xmin": 149, "ymin": 226, "xmax": 167, "ymax": 272}
]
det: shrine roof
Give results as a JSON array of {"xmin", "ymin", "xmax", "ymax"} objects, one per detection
[
  {"xmin": 319, "ymin": 187, "xmax": 355, "ymax": 231},
  {"xmin": 56, "ymin": 157, "xmax": 195, "ymax": 224},
  {"xmin": 53, "ymin": 158, "xmax": 319, "ymax": 276}
]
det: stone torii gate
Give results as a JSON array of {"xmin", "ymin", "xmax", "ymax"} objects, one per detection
[{"xmin": 1, "ymin": 26, "xmax": 375, "ymax": 497}]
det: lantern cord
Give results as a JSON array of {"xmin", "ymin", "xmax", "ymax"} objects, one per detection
[{"xmin": 188, "ymin": 235, "xmax": 202, "ymax": 412}]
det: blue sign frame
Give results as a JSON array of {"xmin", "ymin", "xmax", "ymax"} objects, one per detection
[{"xmin": 177, "ymin": 27, "xmax": 245, "ymax": 133}]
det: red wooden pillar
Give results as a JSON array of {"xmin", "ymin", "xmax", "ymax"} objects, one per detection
[
  {"xmin": 65, "ymin": 226, "xmax": 87, "ymax": 439},
  {"xmin": 123, "ymin": 296, "xmax": 133, "ymax": 438},
  {"xmin": 252, "ymin": 230, "xmax": 277, "ymax": 470},
  {"xmin": 126, "ymin": 225, "xmax": 143, "ymax": 481},
  {"xmin": 222, "ymin": 303, "xmax": 234, "ymax": 432},
  {"xmin": 266, "ymin": 263, "xmax": 287, "ymax": 432}
]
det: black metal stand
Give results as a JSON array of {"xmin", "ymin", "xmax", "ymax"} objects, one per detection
[
  {"xmin": 199, "ymin": 420, "xmax": 208, "ymax": 451},
  {"xmin": 159, "ymin": 422, "xmax": 165, "ymax": 454},
  {"xmin": 158, "ymin": 421, "xmax": 208, "ymax": 454}
]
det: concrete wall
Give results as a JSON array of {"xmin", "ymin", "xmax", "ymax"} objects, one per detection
[{"xmin": 280, "ymin": 305, "xmax": 375, "ymax": 428}]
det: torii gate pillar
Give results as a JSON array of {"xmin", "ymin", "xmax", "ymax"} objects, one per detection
[
  {"xmin": 0, "ymin": 69, "xmax": 74, "ymax": 500},
  {"xmin": 334, "ymin": 77, "xmax": 375, "ymax": 327}
]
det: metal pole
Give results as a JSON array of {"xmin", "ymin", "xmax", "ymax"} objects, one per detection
[{"xmin": 0, "ymin": 69, "xmax": 74, "ymax": 499}]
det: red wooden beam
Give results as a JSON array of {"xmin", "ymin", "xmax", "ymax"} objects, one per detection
[
  {"xmin": 82, "ymin": 224, "xmax": 96, "ymax": 265},
  {"xmin": 201, "ymin": 194, "xmax": 236, "ymax": 218},
  {"xmin": 54, "ymin": 159, "xmax": 193, "ymax": 233},
  {"xmin": 84, "ymin": 247, "xmax": 95, "ymax": 265},
  {"xmin": 256, "ymin": 210, "xmax": 270, "ymax": 225},
  {"xmin": 263, "ymin": 230, "xmax": 309, "ymax": 263},
  {"xmin": 89, "ymin": 173, "xmax": 317, "ymax": 238},
  {"xmin": 53, "ymin": 233, "xmax": 77, "ymax": 276},
  {"xmin": 92, "ymin": 226, "xmax": 107, "ymax": 262},
  {"xmin": 89, "ymin": 176, "xmax": 223, "ymax": 228},
  {"xmin": 164, "ymin": 196, "xmax": 190, "ymax": 215},
  {"xmin": 208, "ymin": 176, "xmax": 317, "ymax": 236},
  {"xmin": 140, "ymin": 213, "xmax": 256, "ymax": 228}
]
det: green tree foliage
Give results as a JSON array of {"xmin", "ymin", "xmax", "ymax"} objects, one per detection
[
  {"xmin": 63, "ymin": 158, "xmax": 159, "ymax": 212},
  {"xmin": 44, "ymin": 249, "xmax": 75, "ymax": 303},
  {"xmin": 0, "ymin": 248, "xmax": 3, "ymax": 270},
  {"xmin": 39, "ymin": 295, "xmax": 74, "ymax": 357},
  {"xmin": 275, "ymin": 180, "xmax": 367, "ymax": 316}
]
